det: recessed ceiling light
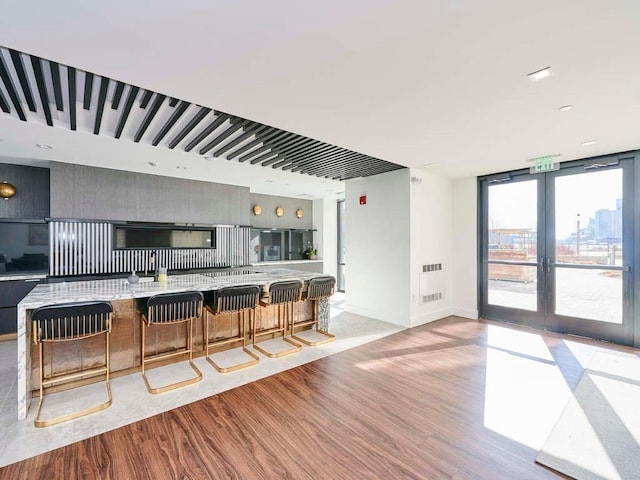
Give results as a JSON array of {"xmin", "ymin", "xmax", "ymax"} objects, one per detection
[
  {"xmin": 203, "ymin": 155, "xmax": 214, "ymax": 161},
  {"xmin": 148, "ymin": 161, "xmax": 158, "ymax": 167},
  {"xmin": 582, "ymin": 140, "xmax": 598, "ymax": 146},
  {"xmin": 264, "ymin": 180, "xmax": 273, "ymax": 183},
  {"xmin": 527, "ymin": 67, "xmax": 552, "ymax": 81},
  {"xmin": 559, "ymin": 105, "xmax": 573, "ymax": 112},
  {"xmin": 176, "ymin": 165, "xmax": 187, "ymax": 170},
  {"xmin": 36, "ymin": 144, "xmax": 53, "ymax": 150}
]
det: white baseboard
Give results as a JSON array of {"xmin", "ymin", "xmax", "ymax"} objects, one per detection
[
  {"xmin": 450, "ymin": 307, "xmax": 479, "ymax": 319},
  {"xmin": 344, "ymin": 304, "xmax": 410, "ymax": 327},
  {"xmin": 409, "ymin": 307, "xmax": 452, "ymax": 327}
]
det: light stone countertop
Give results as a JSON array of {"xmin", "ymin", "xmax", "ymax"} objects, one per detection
[
  {"xmin": 16, "ymin": 268, "xmax": 331, "ymax": 420},
  {"xmin": 0, "ymin": 274, "xmax": 48, "ymax": 282}
]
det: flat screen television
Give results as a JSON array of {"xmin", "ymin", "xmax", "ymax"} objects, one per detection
[
  {"xmin": 114, "ymin": 224, "xmax": 216, "ymax": 249},
  {"xmin": 0, "ymin": 220, "xmax": 49, "ymax": 274}
]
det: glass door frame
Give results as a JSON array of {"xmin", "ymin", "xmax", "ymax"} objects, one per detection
[
  {"xmin": 479, "ymin": 169, "xmax": 546, "ymax": 330},
  {"xmin": 478, "ymin": 152, "xmax": 637, "ymax": 346},
  {"xmin": 544, "ymin": 159, "xmax": 634, "ymax": 345},
  {"xmin": 337, "ymin": 199, "xmax": 345, "ymax": 293}
]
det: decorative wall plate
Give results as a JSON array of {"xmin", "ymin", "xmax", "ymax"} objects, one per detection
[
  {"xmin": 296, "ymin": 208, "xmax": 304, "ymax": 219},
  {"xmin": 275, "ymin": 206, "xmax": 284, "ymax": 217},
  {"xmin": 253, "ymin": 204, "xmax": 262, "ymax": 215}
]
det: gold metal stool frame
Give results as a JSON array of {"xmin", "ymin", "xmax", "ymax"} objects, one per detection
[
  {"xmin": 204, "ymin": 285, "xmax": 260, "ymax": 373},
  {"xmin": 291, "ymin": 276, "xmax": 336, "ymax": 346},
  {"xmin": 140, "ymin": 291, "xmax": 203, "ymax": 394},
  {"xmin": 31, "ymin": 301, "xmax": 113, "ymax": 428},
  {"xmin": 253, "ymin": 280, "xmax": 303, "ymax": 358}
]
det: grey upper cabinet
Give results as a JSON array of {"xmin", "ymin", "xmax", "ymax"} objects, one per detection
[{"xmin": 50, "ymin": 162, "xmax": 250, "ymax": 225}]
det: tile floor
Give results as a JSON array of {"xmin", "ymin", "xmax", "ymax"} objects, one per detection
[{"xmin": 0, "ymin": 293, "xmax": 406, "ymax": 467}]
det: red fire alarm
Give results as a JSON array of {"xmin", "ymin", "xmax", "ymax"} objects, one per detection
[{"xmin": 359, "ymin": 195, "xmax": 367, "ymax": 205}]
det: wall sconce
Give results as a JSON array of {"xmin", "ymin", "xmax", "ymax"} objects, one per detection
[
  {"xmin": 0, "ymin": 181, "xmax": 16, "ymax": 200},
  {"xmin": 296, "ymin": 209, "xmax": 304, "ymax": 219}
]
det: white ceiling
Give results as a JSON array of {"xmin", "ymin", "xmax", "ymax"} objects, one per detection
[{"xmin": 1, "ymin": 0, "xmax": 639, "ymax": 188}]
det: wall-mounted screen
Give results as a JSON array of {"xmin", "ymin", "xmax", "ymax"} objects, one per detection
[
  {"xmin": 0, "ymin": 221, "xmax": 49, "ymax": 273},
  {"xmin": 114, "ymin": 225, "xmax": 216, "ymax": 249}
]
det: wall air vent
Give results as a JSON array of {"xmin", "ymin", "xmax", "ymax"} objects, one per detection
[{"xmin": 420, "ymin": 263, "xmax": 445, "ymax": 303}]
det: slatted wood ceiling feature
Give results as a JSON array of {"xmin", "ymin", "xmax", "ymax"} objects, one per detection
[{"xmin": 0, "ymin": 45, "xmax": 404, "ymax": 181}]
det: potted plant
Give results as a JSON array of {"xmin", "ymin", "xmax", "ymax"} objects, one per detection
[{"xmin": 303, "ymin": 242, "xmax": 318, "ymax": 260}]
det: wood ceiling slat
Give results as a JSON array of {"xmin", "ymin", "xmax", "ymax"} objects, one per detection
[
  {"xmin": 111, "ymin": 81, "xmax": 125, "ymax": 109},
  {"xmin": 184, "ymin": 112, "xmax": 231, "ymax": 152},
  {"xmin": 0, "ymin": 53, "xmax": 27, "ymax": 121},
  {"xmin": 152, "ymin": 100, "xmax": 190, "ymax": 146},
  {"xmin": 68, "ymin": 67, "xmax": 77, "ymax": 130},
  {"xmin": 270, "ymin": 158, "xmax": 294, "ymax": 169},
  {"xmin": 0, "ymin": 89, "xmax": 10, "ymax": 113},
  {"xmin": 49, "ymin": 61, "xmax": 63, "ymax": 111},
  {"xmin": 198, "ymin": 118, "xmax": 249, "ymax": 155},
  {"xmin": 226, "ymin": 128, "xmax": 281, "ymax": 160},
  {"xmin": 114, "ymin": 86, "xmax": 140, "ymax": 139},
  {"xmin": 134, "ymin": 94, "xmax": 166, "ymax": 142},
  {"xmin": 140, "ymin": 90, "xmax": 153, "ymax": 109},
  {"xmin": 168, "ymin": 106, "xmax": 211, "ymax": 149},
  {"xmin": 213, "ymin": 123, "xmax": 267, "ymax": 157},
  {"xmin": 239, "ymin": 132, "xmax": 296, "ymax": 163},
  {"xmin": 30, "ymin": 56, "xmax": 53, "ymax": 126},
  {"xmin": 8, "ymin": 49, "xmax": 36, "ymax": 112},
  {"xmin": 282, "ymin": 144, "xmax": 345, "ymax": 170},
  {"xmin": 295, "ymin": 151, "xmax": 365, "ymax": 173},
  {"xmin": 252, "ymin": 136, "xmax": 314, "ymax": 165},
  {"xmin": 262, "ymin": 155, "xmax": 290, "ymax": 167},
  {"xmin": 238, "ymin": 131, "xmax": 295, "ymax": 163},
  {"xmin": 93, "ymin": 77, "xmax": 110, "ymax": 134},
  {"xmin": 83, "ymin": 72, "xmax": 93, "ymax": 110}
]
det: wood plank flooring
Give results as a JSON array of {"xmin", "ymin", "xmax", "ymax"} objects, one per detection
[{"xmin": 3, "ymin": 316, "xmax": 634, "ymax": 479}]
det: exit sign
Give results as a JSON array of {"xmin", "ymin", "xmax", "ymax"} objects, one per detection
[{"xmin": 533, "ymin": 155, "xmax": 560, "ymax": 173}]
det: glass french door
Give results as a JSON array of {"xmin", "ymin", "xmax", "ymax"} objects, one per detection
[{"xmin": 480, "ymin": 156, "xmax": 634, "ymax": 345}]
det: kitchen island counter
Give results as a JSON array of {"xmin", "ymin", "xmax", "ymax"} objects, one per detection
[{"xmin": 16, "ymin": 268, "xmax": 330, "ymax": 420}]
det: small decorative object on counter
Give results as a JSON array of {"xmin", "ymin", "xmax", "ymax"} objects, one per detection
[
  {"xmin": 158, "ymin": 267, "xmax": 168, "ymax": 284},
  {"xmin": 127, "ymin": 270, "xmax": 139, "ymax": 285},
  {"xmin": 303, "ymin": 242, "xmax": 318, "ymax": 260}
]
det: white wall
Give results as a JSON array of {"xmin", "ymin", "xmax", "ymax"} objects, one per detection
[
  {"xmin": 408, "ymin": 168, "xmax": 454, "ymax": 326},
  {"xmin": 345, "ymin": 169, "xmax": 411, "ymax": 325},
  {"xmin": 313, "ymin": 198, "xmax": 338, "ymax": 279},
  {"xmin": 451, "ymin": 177, "xmax": 479, "ymax": 319}
]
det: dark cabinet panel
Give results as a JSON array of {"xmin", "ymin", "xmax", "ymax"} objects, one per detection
[
  {"xmin": 0, "ymin": 279, "xmax": 42, "ymax": 334},
  {"xmin": 0, "ymin": 307, "xmax": 17, "ymax": 335}
]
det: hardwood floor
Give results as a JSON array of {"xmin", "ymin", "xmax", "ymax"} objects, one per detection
[{"xmin": 3, "ymin": 316, "xmax": 633, "ymax": 480}]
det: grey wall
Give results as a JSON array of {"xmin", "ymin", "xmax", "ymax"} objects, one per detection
[
  {"xmin": 0, "ymin": 164, "xmax": 50, "ymax": 219},
  {"xmin": 250, "ymin": 193, "xmax": 313, "ymax": 229},
  {"xmin": 50, "ymin": 162, "xmax": 250, "ymax": 225}
]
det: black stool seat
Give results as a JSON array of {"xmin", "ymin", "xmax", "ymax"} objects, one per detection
[
  {"xmin": 253, "ymin": 280, "xmax": 302, "ymax": 358},
  {"xmin": 203, "ymin": 285, "xmax": 260, "ymax": 373},
  {"xmin": 31, "ymin": 301, "xmax": 113, "ymax": 427},
  {"xmin": 140, "ymin": 291, "xmax": 203, "ymax": 394},
  {"xmin": 292, "ymin": 276, "xmax": 336, "ymax": 346}
]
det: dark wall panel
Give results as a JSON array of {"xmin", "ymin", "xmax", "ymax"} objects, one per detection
[
  {"xmin": 0, "ymin": 163, "xmax": 50, "ymax": 218},
  {"xmin": 250, "ymin": 193, "xmax": 313, "ymax": 229},
  {"xmin": 50, "ymin": 162, "xmax": 250, "ymax": 225}
]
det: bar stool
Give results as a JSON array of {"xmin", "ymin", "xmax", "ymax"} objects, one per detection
[
  {"xmin": 253, "ymin": 280, "xmax": 303, "ymax": 358},
  {"xmin": 203, "ymin": 285, "xmax": 260, "ymax": 373},
  {"xmin": 31, "ymin": 301, "xmax": 113, "ymax": 428},
  {"xmin": 139, "ymin": 291, "xmax": 203, "ymax": 394},
  {"xmin": 291, "ymin": 276, "xmax": 336, "ymax": 346}
]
